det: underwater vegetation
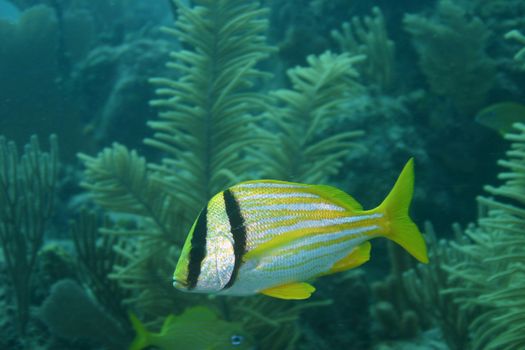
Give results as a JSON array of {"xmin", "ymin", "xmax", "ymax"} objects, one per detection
[{"xmin": 0, "ymin": 0, "xmax": 525, "ymax": 349}]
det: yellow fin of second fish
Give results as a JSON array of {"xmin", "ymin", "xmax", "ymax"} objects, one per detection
[
  {"xmin": 328, "ymin": 241, "xmax": 371, "ymax": 274},
  {"xmin": 260, "ymin": 282, "xmax": 316, "ymax": 300},
  {"xmin": 129, "ymin": 313, "xmax": 152, "ymax": 350}
]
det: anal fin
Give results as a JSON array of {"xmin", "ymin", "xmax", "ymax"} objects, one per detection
[
  {"xmin": 260, "ymin": 282, "xmax": 316, "ymax": 300},
  {"xmin": 328, "ymin": 241, "xmax": 371, "ymax": 274}
]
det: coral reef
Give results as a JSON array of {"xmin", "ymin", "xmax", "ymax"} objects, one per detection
[
  {"xmin": 0, "ymin": 5, "xmax": 87, "ymax": 160},
  {"xmin": 332, "ymin": 7, "xmax": 395, "ymax": 92},
  {"xmin": 390, "ymin": 123, "xmax": 525, "ymax": 350},
  {"xmin": 300, "ymin": 270, "xmax": 371, "ymax": 350},
  {"xmin": 78, "ymin": 1, "xmax": 334, "ymax": 348},
  {"xmin": 7, "ymin": 0, "xmax": 525, "ymax": 349},
  {"xmin": 464, "ymin": 0, "xmax": 525, "ymax": 34},
  {"xmin": 38, "ymin": 279, "xmax": 129, "ymax": 349},
  {"xmin": 0, "ymin": 135, "xmax": 58, "ymax": 337},
  {"xmin": 403, "ymin": 223, "xmax": 475, "ymax": 350},
  {"xmin": 370, "ymin": 242, "xmax": 424, "ymax": 341},
  {"xmin": 147, "ymin": 0, "xmax": 274, "ymax": 221},
  {"xmin": 73, "ymin": 36, "xmax": 172, "ymax": 152},
  {"xmin": 260, "ymin": 51, "xmax": 364, "ymax": 182},
  {"xmin": 78, "ymin": 143, "xmax": 182, "ymax": 317},
  {"xmin": 404, "ymin": 0, "xmax": 495, "ymax": 114},
  {"xmin": 505, "ymin": 29, "xmax": 525, "ymax": 70},
  {"xmin": 443, "ymin": 123, "xmax": 525, "ymax": 349},
  {"xmin": 70, "ymin": 210, "xmax": 131, "ymax": 327}
]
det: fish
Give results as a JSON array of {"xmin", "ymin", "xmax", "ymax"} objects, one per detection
[
  {"xmin": 475, "ymin": 102, "xmax": 525, "ymax": 135},
  {"xmin": 173, "ymin": 158, "xmax": 428, "ymax": 300},
  {"xmin": 129, "ymin": 306, "xmax": 254, "ymax": 350}
]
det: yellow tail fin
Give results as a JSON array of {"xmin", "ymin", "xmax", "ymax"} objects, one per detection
[
  {"xmin": 377, "ymin": 158, "xmax": 428, "ymax": 263},
  {"xmin": 129, "ymin": 313, "xmax": 151, "ymax": 350}
]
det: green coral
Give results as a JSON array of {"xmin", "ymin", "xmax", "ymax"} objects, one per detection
[
  {"xmin": 404, "ymin": 0, "xmax": 495, "ymax": 114},
  {"xmin": 79, "ymin": 143, "xmax": 183, "ymax": 317},
  {"xmin": 370, "ymin": 241, "xmax": 426, "ymax": 341},
  {"xmin": 402, "ymin": 223, "xmax": 475, "ymax": 350},
  {"xmin": 0, "ymin": 6, "xmax": 85, "ymax": 160},
  {"xmin": 70, "ymin": 210, "xmax": 131, "ymax": 327},
  {"xmin": 428, "ymin": 123, "xmax": 525, "ymax": 349},
  {"xmin": 0, "ymin": 135, "xmax": 59, "ymax": 336},
  {"xmin": 505, "ymin": 29, "xmax": 525, "ymax": 70},
  {"xmin": 77, "ymin": 1, "xmax": 369, "ymax": 348},
  {"xmin": 331, "ymin": 7, "xmax": 395, "ymax": 91},
  {"xmin": 377, "ymin": 123, "xmax": 525, "ymax": 350},
  {"xmin": 260, "ymin": 51, "xmax": 364, "ymax": 183},
  {"xmin": 147, "ymin": 0, "xmax": 274, "ymax": 221}
]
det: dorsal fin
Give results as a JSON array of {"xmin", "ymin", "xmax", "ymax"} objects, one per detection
[
  {"xmin": 307, "ymin": 184, "xmax": 363, "ymax": 211},
  {"xmin": 234, "ymin": 180, "xmax": 362, "ymax": 211}
]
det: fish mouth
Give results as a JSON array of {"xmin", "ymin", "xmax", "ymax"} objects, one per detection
[{"xmin": 172, "ymin": 278, "xmax": 188, "ymax": 289}]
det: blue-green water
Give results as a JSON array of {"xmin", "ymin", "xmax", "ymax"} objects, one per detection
[{"xmin": 1, "ymin": 0, "xmax": 524, "ymax": 349}]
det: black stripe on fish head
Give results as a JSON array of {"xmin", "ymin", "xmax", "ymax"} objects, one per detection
[
  {"xmin": 187, "ymin": 206, "xmax": 208, "ymax": 290},
  {"xmin": 222, "ymin": 189, "xmax": 247, "ymax": 289}
]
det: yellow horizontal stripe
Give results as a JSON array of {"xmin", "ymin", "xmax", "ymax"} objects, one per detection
[
  {"xmin": 285, "ymin": 226, "xmax": 378, "ymax": 255},
  {"xmin": 260, "ymin": 228, "xmax": 377, "ymax": 273},
  {"xmin": 244, "ymin": 220, "xmax": 378, "ymax": 260},
  {"xmin": 260, "ymin": 248, "xmax": 346, "ymax": 273}
]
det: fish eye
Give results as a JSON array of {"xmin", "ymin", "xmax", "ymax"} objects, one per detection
[{"xmin": 231, "ymin": 334, "xmax": 244, "ymax": 346}]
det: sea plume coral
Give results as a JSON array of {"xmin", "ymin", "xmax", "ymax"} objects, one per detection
[
  {"xmin": 404, "ymin": 0, "xmax": 495, "ymax": 114},
  {"xmin": 443, "ymin": 123, "xmax": 525, "ymax": 349},
  {"xmin": 0, "ymin": 135, "xmax": 58, "ymax": 336}
]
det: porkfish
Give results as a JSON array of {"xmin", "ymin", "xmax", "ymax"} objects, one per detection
[{"xmin": 173, "ymin": 159, "xmax": 428, "ymax": 300}]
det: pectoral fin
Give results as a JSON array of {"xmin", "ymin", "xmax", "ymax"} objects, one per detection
[
  {"xmin": 260, "ymin": 282, "xmax": 316, "ymax": 300},
  {"xmin": 328, "ymin": 241, "xmax": 371, "ymax": 274},
  {"xmin": 244, "ymin": 232, "xmax": 301, "ymax": 261}
]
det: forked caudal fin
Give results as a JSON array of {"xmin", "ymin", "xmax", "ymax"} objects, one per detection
[
  {"xmin": 377, "ymin": 158, "xmax": 429, "ymax": 264},
  {"xmin": 129, "ymin": 313, "xmax": 151, "ymax": 350}
]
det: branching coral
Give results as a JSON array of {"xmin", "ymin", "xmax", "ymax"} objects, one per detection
[
  {"xmin": 147, "ymin": 0, "xmax": 274, "ymax": 224},
  {"xmin": 38, "ymin": 279, "xmax": 129, "ymax": 349},
  {"xmin": 387, "ymin": 121, "xmax": 525, "ymax": 349},
  {"xmin": 79, "ymin": 1, "xmax": 328, "ymax": 347},
  {"xmin": 370, "ymin": 241, "xmax": 424, "ymax": 341},
  {"xmin": 79, "ymin": 0, "xmax": 276, "ymax": 318},
  {"xmin": 331, "ymin": 7, "xmax": 395, "ymax": 91},
  {"xmin": 505, "ymin": 29, "xmax": 525, "ymax": 70},
  {"xmin": 78, "ymin": 143, "xmax": 184, "ymax": 317},
  {"xmin": 441, "ymin": 123, "xmax": 525, "ymax": 349},
  {"xmin": 77, "ymin": 1, "xmax": 365, "ymax": 348},
  {"xmin": 260, "ymin": 51, "xmax": 364, "ymax": 183},
  {"xmin": 404, "ymin": 0, "xmax": 495, "ymax": 114},
  {"xmin": 79, "ymin": 143, "xmax": 176, "ymax": 243},
  {"xmin": 229, "ymin": 295, "xmax": 332, "ymax": 350},
  {"xmin": 402, "ymin": 223, "xmax": 475, "ymax": 350},
  {"xmin": 70, "ymin": 209, "xmax": 131, "ymax": 327},
  {"xmin": 0, "ymin": 135, "xmax": 59, "ymax": 336},
  {"xmin": 465, "ymin": 0, "xmax": 525, "ymax": 33}
]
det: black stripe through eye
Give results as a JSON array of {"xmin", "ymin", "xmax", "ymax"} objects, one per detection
[
  {"xmin": 223, "ymin": 189, "xmax": 247, "ymax": 289},
  {"xmin": 187, "ymin": 207, "xmax": 207, "ymax": 290}
]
